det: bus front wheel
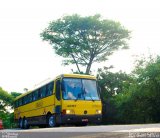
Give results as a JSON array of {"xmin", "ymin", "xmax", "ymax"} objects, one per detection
[{"xmin": 47, "ymin": 115, "xmax": 56, "ymax": 127}]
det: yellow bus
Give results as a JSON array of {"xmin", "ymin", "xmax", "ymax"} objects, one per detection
[{"xmin": 14, "ymin": 74, "xmax": 102, "ymax": 129}]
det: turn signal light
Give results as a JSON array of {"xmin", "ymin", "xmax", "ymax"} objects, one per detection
[
  {"xmin": 96, "ymin": 110, "xmax": 101, "ymax": 114},
  {"xmin": 62, "ymin": 109, "xmax": 75, "ymax": 115}
]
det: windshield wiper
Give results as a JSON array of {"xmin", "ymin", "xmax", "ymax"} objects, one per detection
[
  {"xmin": 75, "ymin": 92, "xmax": 83, "ymax": 101},
  {"xmin": 88, "ymin": 93, "xmax": 95, "ymax": 102},
  {"xmin": 75, "ymin": 92, "xmax": 95, "ymax": 102},
  {"xmin": 75, "ymin": 94, "xmax": 79, "ymax": 101},
  {"xmin": 83, "ymin": 88, "xmax": 95, "ymax": 102}
]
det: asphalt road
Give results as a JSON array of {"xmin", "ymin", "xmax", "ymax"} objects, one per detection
[{"xmin": 1, "ymin": 124, "xmax": 160, "ymax": 138}]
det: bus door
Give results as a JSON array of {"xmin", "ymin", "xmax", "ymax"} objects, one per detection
[{"xmin": 54, "ymin": 79, "xmax": 62, "ymax": 122}]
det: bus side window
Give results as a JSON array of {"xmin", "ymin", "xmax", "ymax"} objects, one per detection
[
  {"xmin": 40, "ymin": 86, "xmax": 46, "ymax": 98},
  {"xmin": 22, "ymin": 97, "xmax": 24, "ymax": 105},
  {"xmin": 19, "ymin": 98, "xmax": 22, "ymax": 106},
  {"xmin": 56, "ymin": 80, "xmax": 60, "ymax": 100},
  {"xmin": 24, "ymin": 96, "xmax": 26, "ymax": 104},
  {"xmin": 15, "ymin": 101, "xmax": 17, "ymax": 108},
  {"xmin": 24, "ymin": 95, "xmax": 29, "ymax": 104},
  {"xmin": 14, "ymin": 101, "xmax": 16, "ymax": 108},
  {"xmin": 46, "ymin": 82, "xmax": 54, "ymax": 96},
  {"xmin": 33, "ymin": 90, "xmax": 38, "ymax": 101},
  {"xmin": 27, "ymin": 95, "xmax": 29, "ymax": 103},
  {"xmin": 17, "ymin": 100, "xmax": 19, "ymax": 107},
  {"xmin": 16, "ymin": 101, "xmax": 18, "ymax": 107},
  {"xmin": 28, "ymin": 93, "xmax": 32, "ymax": 103},
  {"xmin": 33, "ymin": 91, "xmax": 35, "ymax": 101}
]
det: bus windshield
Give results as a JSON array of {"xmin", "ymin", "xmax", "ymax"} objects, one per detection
[{"xmin": 62, "ymin": 78, "xmax": 100, "ymax": 101}]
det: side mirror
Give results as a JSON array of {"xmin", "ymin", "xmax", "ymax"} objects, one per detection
[
  {"xmin": 97, "ymin": 82, "xmax": 101, "ymax": 94},
  {"xmin": 98, "ymin": 86, "xmax": 101, "ymax": 94}
]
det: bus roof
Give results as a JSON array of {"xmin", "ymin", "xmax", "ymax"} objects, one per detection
[
  {"xmin": 15, "ymin": 74, "xmax": 96, "ymax": 101},
  {"xmin": 56, "ymin": 74, "xmax": 96, "ymax": 80}
]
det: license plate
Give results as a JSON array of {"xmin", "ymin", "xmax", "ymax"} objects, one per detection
[{"xmin": 82, "ymin": 119, "xmax": 88, "ymax": 122}]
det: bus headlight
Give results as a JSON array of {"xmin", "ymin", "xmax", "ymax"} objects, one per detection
[
  {"xmin": 96, "ymin": 110, "xmax": 101, "ymax": 114},
  {"xmin": 66, "ymin": 109, "xmax": 75, "ymax": 114}
]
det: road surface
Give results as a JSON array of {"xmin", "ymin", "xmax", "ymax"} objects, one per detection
[{"xmin": 1, "ymin": 124, "xmax": 160, "ymax": 138}]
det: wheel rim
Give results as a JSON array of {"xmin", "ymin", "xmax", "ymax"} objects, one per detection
[
  {"xmin": 20, "ymin": 119, "xmax": 23, "ymax": 128},
  {"xmin": 49, "ymin": 116, "xmax": 55, "ymax": 127},
  {"xmin": 24, "ymin": 119, "xmax": 27, "ymax": 128}
]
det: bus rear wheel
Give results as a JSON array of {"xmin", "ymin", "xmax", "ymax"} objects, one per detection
[
  {"xmin": 19, "ymin": 118, "xmax": 24, "ymax": 129},
  {"xmin": 23, "ymin": 118, "xmax": 29, "ymax": 129},
  {"xmin": 75, "ymin": 122, "xmax": 88, "ymax": 126}
]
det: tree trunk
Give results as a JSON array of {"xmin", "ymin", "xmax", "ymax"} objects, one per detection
[
  {"xmin": 71, "ymin": 54, "xmax": 81, "ymax": 73},
  {"xmin": 85, "ymin": 52, "xmax": 95, "ymax": 74},
  {"xmin": 85, "ymin": 60, "xmax": 93, "ymax": 74}
]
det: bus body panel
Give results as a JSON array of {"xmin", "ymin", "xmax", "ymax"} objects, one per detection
[
  {"xmin": 60, "ymin": 100, "xmax": 102, "ymax": 124},
  {"xmin": 62, "ymin": 100, "xmax": 102, "ymax": 115},
  {"xmin": 14, "ymin": 95, "xmax": 55, "ymax": 119}
]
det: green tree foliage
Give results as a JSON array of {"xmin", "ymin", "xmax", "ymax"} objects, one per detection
[
  {"xmin": 0, "ymin": 88, "xmax": 21, "ymax": 128},
  {"xmin": 41, "ymin": 14, "xmax": 130, "ymax": 74},
  {"xmin": 10, "ymin": 92, "xmax": 22, "ymax": 99},
  {"xmin": 0, "ymin": 112, "xmax": 15, "ymax": 128},
  {"xmin": 131, "ymin": 56, "xmax": 160, "ymax": 123},
  {"xmin": 97, "ymin": 66, "xmax": 134, "ymax": 101},
  {"xmin": 99, "ymin": 56, "xmax": 160, "ymax": 124},
  {"xmin": 0, "ymin": 87, "xmax": 14, "ymax": 112},
  {"xmin": 97, "ymin": 67, "xmax": 134, "ymax": 123}
]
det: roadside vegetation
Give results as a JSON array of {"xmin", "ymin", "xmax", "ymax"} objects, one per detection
[
  {"xmin": 98, "ymin": 56, "xmax": 160, "ymax": 124},
  {"xmin": 0, "ymin": 89, "xmax": 21, "ymax": 128}
]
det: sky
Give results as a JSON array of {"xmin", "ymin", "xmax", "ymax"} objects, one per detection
[{"xmin": 0, "ymin": 0, "xmax": 160, "ymax": 92}]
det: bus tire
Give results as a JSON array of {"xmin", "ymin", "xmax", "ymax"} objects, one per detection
[
  {"xmin": 18, "ymin": 118, "xmax": 21, "ymax": 128},
  {"xmin": 75, "ymin": 122, "xmax": 88, "ymax": 126},
  {"xmin": 47, "ymin": 115, "xmax": 56, "ymax": 127},
  {"xmin": 39, "ymin": 124, "xmax": 46, "ymax": 128},
  {"xmin": 23, "ymin": 118, "xmax": 29, "ymax": 129},
  {"xmin": 19, "ymin": 118, "xmax": 24, "ymax": 129}
]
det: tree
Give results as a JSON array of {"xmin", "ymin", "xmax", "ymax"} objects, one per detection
[
  {"xmin": 41, "ymin": 14, "xmax": 130, "ymax": 74},
  {"xmin": 97, "ymin": 66, "xmax": 133, "ymax": 100},
  {"xmin": 0, "ymin": 87, "xmax": 13, "ymax": 112},
  {"xmin": 132, "ymin": 56, "xmax": 160, "ymax": 122},
  {"xmin": 97, "ymin": 67, "xmax": 134, "ymax": 124},
  {"xmin": 0, "ymin": 88, "xmax": 21, "ymax": 128},
  {"xmin": 0, "ymin": 87, "xmax": 14, "ymax": 128},
  {"xmin": 112, "ymin": 56, "xmax": 160, "ymax": 124},
  {"xmin": 10, "ymin": 92, "xmax": 22, "ymax": 99}
]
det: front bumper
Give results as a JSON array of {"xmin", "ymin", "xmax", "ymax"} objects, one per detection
[{"xmin": 59, "ymin": 114, "xmax": 102, "ymax": 124}]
